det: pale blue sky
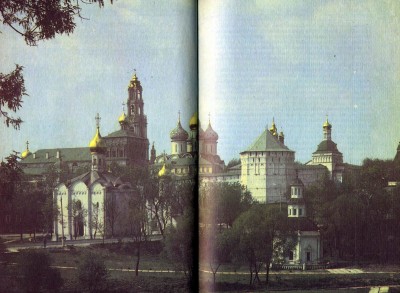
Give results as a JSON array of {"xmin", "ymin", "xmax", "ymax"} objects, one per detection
[
  {"xmin": 200, "ymin": 0, "xmax": 400, "ymax": 165},
  {"xmin": 1, "ymin": 1, "xmax": 399, "ymax": 166},
  {"xmin": 0, "ymin": 1, "xmax": 197, "ymax": 161}
]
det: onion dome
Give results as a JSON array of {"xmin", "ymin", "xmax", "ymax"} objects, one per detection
[
  {"xmin": 128, "ymin": 71, "xmax": 142, "ymax": 90},
  {"xmin": 89, "ymin": 127, "xmax": 106, "ymax": 154},
  {"xmin": 170, "ymin": 115, "xmax": 189, "ymax": 141},
  {"xmin": 118, "ymin": 112, "xmax": 127, "ymax": 124},
  {"xmin": 89, "ymin": 114, "xmax": 106, "ymax": 154},
  {"xmin": 323, "ymin": 116, "xmax": 332, "ymax": 129},
  {"xmin": 269, "ymin": 117, "xmax": 277, "ymax": 136},
  {"xmin": 21, "ymin": 141, "xmax": 31, "ymax": 159},
  {"xmin": 189, "ymin": 112, "xmax": 198, "ymax": 130},
  {"xmin": 158, "ymin": 163, "xmax": 168, "ymax": 177},
  {"xmin": 203, "ymin": 122, "xmax": 218, "ymax": 141}
]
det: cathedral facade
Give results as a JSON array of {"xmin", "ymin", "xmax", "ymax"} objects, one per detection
[{"xmin": 53, "ymin": 116, "xmax": 135, "ymax": 241}]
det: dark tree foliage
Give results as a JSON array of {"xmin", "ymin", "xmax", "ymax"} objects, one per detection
[
  {"xmin": 164, "ymin": 209, "xmax": 196, "ymax": 289},
  {"xmin": 304, "ymin": 158, "xmax": 400, "ymax": 263},
  {"xmin": 224, "ymin": 204, "xmax": 291, "ymax": 286},
  {"xmin": 200, "ymin": 182, "xmax": 253, "ymax": 228},
  {"xmin": 18, "ymin": 250, "xmax": 63, "ymax": 293},
  {"xmin": 77, "ymin": 252, "xmax": 109, "ymax": 293},
  {"xmin": 0, "ymin": 65, "xmax": 26, "ymax": 129},
  {"xmin": 0, "ymin": 153, "xmax": 22, "ymax": 198},
  {"xmin": 0, "ymin": 0, "xmax": 112, "ymax": 128},
  {"xmin": 226, "ymin": 158, "xmax": 240, "ymax": 169}
]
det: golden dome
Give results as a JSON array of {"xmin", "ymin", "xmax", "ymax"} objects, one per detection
[
  {"xmin": 269, "ymin": 118, "xmax": 277, "ymax": 135},
  {"xmin": 158, "ymin": 163, "xmax": 167, "ymax": 177},
  {"xmin": 189, "ymin": 112, "xmax": 198, "ymax": 130},
  {"xmin": 21, "ymin": 141, "xmax": 31, "ymax": 159},
  {"xmin": 118, "ymin": 112, "xmax": 126, "ymax": 123},
  {"xmin": 89, "ymin": 127, "xmax": 105, "ymax": 153},
  {"xmin": 128, "ymin": 71, "xmax": 142, "ymax": 90},
  {"xmin": 323, "ymin": 116, "xmax": 332, "ymax": 129}
]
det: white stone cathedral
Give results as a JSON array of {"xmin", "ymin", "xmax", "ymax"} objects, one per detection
[{"xmin": 53, "ymin": 115, "xmax": 134, "ymax": 241}]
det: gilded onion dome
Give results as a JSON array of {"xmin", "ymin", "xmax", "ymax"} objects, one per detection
[
  {"xmin": 323, "ymin": 116, "xmax": 332, "ymax": 129},
  {"xmin": 89, "ymin": 127, "xmax": 106, "ymax": 154},
  {"xmin": 128, "ymin": 72, "xmax": 142, "ymax": 90},
  {"xmin": 269, "ymin": 117, "xmax": 277, "ymax": 136},
  {"xmin": 21, "ymin": 141, "xmax": 31, "ymax": 159},
  {"xmin": 158, "ymin": 163, "xmax": 168, "ymax": 177},
  {"xmin": 189, "ymin": 112, "xmax": 198, "ymax": 130},
  {"xmin": 118, "ymin": 112, "xmax": 127, "ymax": 124},
  {"xmin": 204, "ymin": 122, "xmax": 218, "ymax": 141},
  {"xmin": 170, "ymin": 116, "xmax": 189, "ymax": 141}
]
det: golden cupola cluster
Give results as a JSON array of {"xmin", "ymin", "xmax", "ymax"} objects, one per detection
[
  {"xmin": 128, "ymin": 72, "xmax": 142, "ymax": 90},
  {"xmin": 269, "ymin": 118, "xmax": 278, "ymax": 136}
]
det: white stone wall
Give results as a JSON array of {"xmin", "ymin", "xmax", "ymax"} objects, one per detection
[
  {"xmin": 241, "ymin": 151, "xmax": 295, "ymax": 203},
  {"xmin": 287, "ymin": 232, "xmax": 321, "ymax": 264}
]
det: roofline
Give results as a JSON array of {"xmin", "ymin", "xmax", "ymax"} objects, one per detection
[{"xmin": 240, "ymin": 149, "xmax": 295, "ymax": 155}]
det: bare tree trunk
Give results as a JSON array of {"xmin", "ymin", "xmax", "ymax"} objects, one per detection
[
  {"xmin": 265, "ymin": 262, "xmax": 270, "ymax": 285},
  {"xmin": 249, "ymin": 264, "xmax": 253, "ymax": 285},
  {"xmin": 135, "ymin": 241, "xmax": 141, "ymax": 276}
]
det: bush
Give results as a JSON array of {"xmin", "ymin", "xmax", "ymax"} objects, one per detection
[
  {"xmin": 17, "ymin": 250, "xmax": 63, "ymax": 293},
  {"xmin": 77, "ymin": 252, "xmax": 109, "ymax": 292}
]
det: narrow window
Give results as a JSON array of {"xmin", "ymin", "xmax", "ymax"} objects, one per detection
[
  {"xmin": 289, "ymin": 251, "xmax": 294, "ymax": 261},
  {"xmin": 306, "ymin": 252, "xmax": 311, "ymax": 262},
  {"xmin": 299, "ymin": 208, "xmax": 302, "ymax": 216},
  {"xmin": 293, "ymin": 208, "xmax": 297, "ymax": 216}
]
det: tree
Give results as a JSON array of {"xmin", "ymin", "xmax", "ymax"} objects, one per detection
[
  {"xmin": 0, "ymin": 66, "xmax": 26, "ymax": 129},
  {"xmin": 0, "ymin": 153, "xmax": 22, "ymax": 198},
  {"xmin": 226, "ymin": 158, "xmax": 240, "ymax": 169},
  {"xmin": 201, "ymin": 225, "xmax": 232, "ymax": 286},
  {"xmin": 77, "ymin": 252, "xmax": 108, "ymax": 293},
  {"xmin": 164, "ymin": 209, "xmax": 196, "ymax": 289},
  {"xmin": 90, "ymin": 202, "xmax": 104, "ymax": 242},
  {"xmin": 200, "ymin": 182, "xmax": 253, "ymax": 229},
  {"xmin": 0, "ymin": 0, "xmax": 112, "ymax": 128},
  {"xmin": 225, "ymin": 204, "xmax": 290, "ymax": 286},
  {"xmin": 17, "ymin": 250, "xmax": 63, "ymax": 293},
  {"xmin": 123, "ymin": 190, "xmax": 148, "ymax": 277}
]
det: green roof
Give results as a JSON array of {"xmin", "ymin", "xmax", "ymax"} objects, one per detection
[
  {"xmin": 20, "ymin": 147, "xmax": 91, "ymax": 164},
  {"xmin": 241, "ymin": 129, "xmax": 293, "ymax": 153}
]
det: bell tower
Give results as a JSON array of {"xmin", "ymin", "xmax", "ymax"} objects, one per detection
[{"xmin": 127, "ymin": 70, "xmax": 147, "ymax": 139}]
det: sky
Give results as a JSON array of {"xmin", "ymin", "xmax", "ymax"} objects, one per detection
[
  {"xmin": 200, "ymin": 0, "xmax": 400, "ymax": 165},
  {"xmin": 1, "ymin": 1, "xmax": 400, "ymax": 166},
  {"xmin": 0, "ymin": 1, "xmax": 197, "ymax": 160}
]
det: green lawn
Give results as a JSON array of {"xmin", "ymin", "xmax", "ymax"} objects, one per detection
[
  {"xmin": 1, "ymin": 242, "xmax": 191, "ymax": 292},
  {"xmin": 2, "ymin": 244, "xmax": 400, "ymax": 292}
]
